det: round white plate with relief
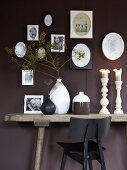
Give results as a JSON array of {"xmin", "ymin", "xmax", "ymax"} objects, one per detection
[
  {"xmin": 15, "ymin": 42, "xmax": 26, "ymax": 58},
  {"xmin": 102, "ymin": 32, "xmax": 124, "ymax": 60},
  {"xmin": 44, "ymin": 14, "xmax": 53, "ymax": 27}
]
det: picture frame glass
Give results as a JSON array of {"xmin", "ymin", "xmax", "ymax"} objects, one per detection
[
  {"xmin": 73, "ymin": 13, "xmax": 91, "ymax": 36},
  {"xmin": 27, "ymin": 25, "xmax": 39, "ymax": 41},
  {"xmin": 24, "ymin": 95, "xmax": 43, "ymax": 114},
  {"xmin": 70, "ymin": 11, "xmax": 93, "ymax": 39},
  {"xmin": 72, "ymin": 43, "xmax": 91, "ymax": 67},
  {"xmin": 51, "ymin": 34, "xmax": 65, "ymax": 52},
  {"xmin": 70, "ymin": 40, "xmax": 92, "ymax": 70},
  {"xmin": 22, "ymin": 70, "xmax": 34, "ymax": 85}
]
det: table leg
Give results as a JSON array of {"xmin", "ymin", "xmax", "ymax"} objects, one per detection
[
  {"xmin": 125, "ymin": 124, "xmax": 127, "ymax": 142},
  {"xmin": 34, "ymin": 127, "xmax": 45, "ymax": 170}
]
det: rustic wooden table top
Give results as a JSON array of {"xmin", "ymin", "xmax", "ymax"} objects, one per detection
[{"xmin": 4, "ymin": 113, "xmax": 127, "ymax": 123}]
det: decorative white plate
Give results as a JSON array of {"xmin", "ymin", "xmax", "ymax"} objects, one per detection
[
  {"xmin": 71, "ymin": 43, "xmax": 91, "ymax": 67},
  {"xmin": 15, "ymin": 42, "xmax": 26, "ymax": 58},
  {"xmin": 102, "ymin": 32, "xmax": 124, "ymax": 60}
]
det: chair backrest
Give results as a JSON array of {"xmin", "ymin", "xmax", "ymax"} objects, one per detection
[
  {"xmin": 97, "ymin": 116, "xmax": 111, "ymax": 140},
  {"xmin": 69, "ymin": 116, "xmax": 111, "ymax": 142}
]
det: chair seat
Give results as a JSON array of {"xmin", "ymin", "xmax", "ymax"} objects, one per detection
[
  {"xmin": 57, "ymin": 140, "xmax": 106, "ymax": 164},
  {"xmin": 57, "ymin": 140, "xmax": 105, "ymax": 153}
]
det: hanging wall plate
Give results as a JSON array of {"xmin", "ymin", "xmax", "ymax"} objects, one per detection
[
  {"xmin": 43, "ymin": 13, "xmax": 53, "ymax": 28},
  {"xmin": 15, "ymin": 42, "xmax": 26, "ymax": 58},
  {"xmin": 102, "ymin": 32, "xmax": 124, "ymax": 60}
]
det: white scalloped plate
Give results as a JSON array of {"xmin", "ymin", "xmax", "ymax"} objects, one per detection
[
  {"xmin": 102, "ymin": 32, "xmax": 124, "ymax": 60},
  {"xmin": 15, "ymin": 42, "xmax": 26, "ymax": 58}
]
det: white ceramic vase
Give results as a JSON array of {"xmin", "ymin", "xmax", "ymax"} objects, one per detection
[
  {"xmin": 72, "ymin": 92, "xmax": 90, "ymax": 114},
  {"xmin": 49, "ymin": 79, "xmax": 70, "ymax": 114}
]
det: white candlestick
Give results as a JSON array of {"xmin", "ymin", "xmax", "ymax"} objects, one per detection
[
  {"xmin": 114, "ymin": 81, "xmax": 123, "ymax": 114},
  {"xmin": 99, "ymin": 78, "xmax": 110, "ymax": 114},
  {"xmin": 99, "ymin": 69, "xmax": 110, "ymax": 78},
  {"xmin": 113, "ymin": 68, "xmax": 122, "ymax": 81}
]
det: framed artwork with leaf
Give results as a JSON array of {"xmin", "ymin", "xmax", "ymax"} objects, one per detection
[
  {"xmin": 70, "ymin": 10, "xmax": 93, "ymax": 39},
  {"xmin": 70, "ymin": 40, "xmax": 92, "ymax": 69}
]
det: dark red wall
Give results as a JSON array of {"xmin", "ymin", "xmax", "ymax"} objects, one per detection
[{"xmin": 0, "ymin": 0, "xmax": 127, "ymax": 170}]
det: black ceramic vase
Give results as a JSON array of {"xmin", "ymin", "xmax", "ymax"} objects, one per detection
[{"xmin": 41, "ymin": 96, "xmax": 56, "ymax": 115}]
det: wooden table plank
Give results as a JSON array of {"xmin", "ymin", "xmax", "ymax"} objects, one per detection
[{"xmin": 4, "ymin": 113, "xmax": 127, "ymax": 122}]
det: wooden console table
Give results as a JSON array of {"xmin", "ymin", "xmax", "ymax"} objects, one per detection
[{"xmin": 4, "ymin": 113, "xmax": 127, "ymax": 170}]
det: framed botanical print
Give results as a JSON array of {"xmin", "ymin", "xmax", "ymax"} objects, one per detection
[
  {"xmin": 70, "ymin": 10, "xmax": 93, "ymax": 39},
  {"xmin": 70, "ymin": 40, "xmax": 92, "ymax": 69}
]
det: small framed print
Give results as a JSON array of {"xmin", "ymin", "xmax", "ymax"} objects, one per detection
[
  {"xmin": 70, "ymin": 40, "xmax": 92, "ymax": 69},
  {"xmin": 70, "ymin": 10, "xmax": 93, "ymax": 39},
  {"xmin": 27, "ymin": 25, "xmax": 39, "ymax": 41},
  {"xmin": 22, "ymin": 70, "xmax": 34, "ymax": 85},
  {"xmin": 51, "ymin": 34, "xmax": 65, "ymax": 52},
  {"xmin": 24, "ymin": 95, "xmax": 43, "ymax": 114}
]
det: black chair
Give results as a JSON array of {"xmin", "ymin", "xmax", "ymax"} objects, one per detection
[{"xmin": 57, "ymin": 116, "xmax": 111, "ymax": 170}]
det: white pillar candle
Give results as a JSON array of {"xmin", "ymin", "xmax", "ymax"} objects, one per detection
[
  {"xmin": 99, "ymin": 69, "xmax": 110, "ymax": 78},
  {"xmin": 113, "ymin": 68, "xmax": 122, "ymax": 81}
]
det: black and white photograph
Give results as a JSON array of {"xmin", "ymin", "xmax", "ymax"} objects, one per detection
[
  {"xmin": 51, "ymin": 34, "xmax": 65, "ymax": 52},
  {"xmin": 27, "ymin": 25, "xmax": 39, "ymax": 41},
  {"xmin": 24, "ymin": 95, "xmax": 43, "ymax": 114},
  {"xmin": 22, "ymin": 70, "xmax": 34, "ymax": 85}
]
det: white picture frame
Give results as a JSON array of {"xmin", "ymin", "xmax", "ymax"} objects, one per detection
[
  {"xmin": 22, "ymin": 70, "xmax": 34, "ymax": 85},
  {"xmin": 27, "ymin": 25, "xmax": 39, "ymax": 41},
  {"xmin": 51, "ymin": 34, "xmax": 65, "ymax": 52},
  {"xmin": 24, "ymin": 95, "xmax": 43, "ymax": 114},
  {"xmin": 70, "ymin": 10, "xmax": 93, "ymax": 39}
]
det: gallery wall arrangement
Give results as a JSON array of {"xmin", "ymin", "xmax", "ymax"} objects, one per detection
[
  {"xmin": 0, "ymin": 0, "xmax": 127, "ymax": 170},
  {"xmin": 5, "ymin": 9, "xmax": 94, "ymax": 115}
]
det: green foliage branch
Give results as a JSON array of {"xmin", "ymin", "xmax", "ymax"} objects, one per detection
[{"xmin": 5, "ymin": 31, "xmax": 70, "ymax": 80}]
